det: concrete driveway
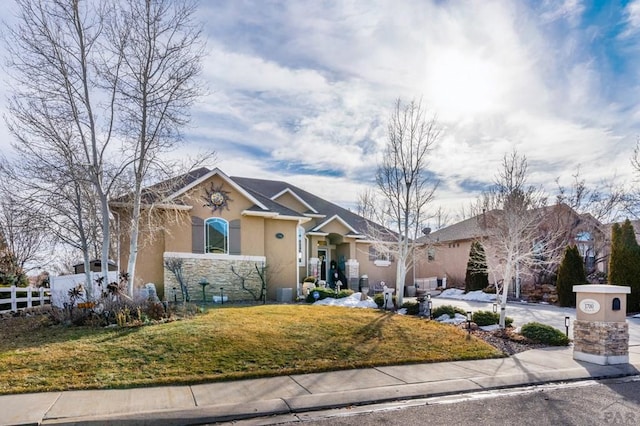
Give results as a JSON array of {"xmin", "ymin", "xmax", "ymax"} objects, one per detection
[{"xmin": 430, "ymin": 296, "xmax": 640, "ymax": 346}]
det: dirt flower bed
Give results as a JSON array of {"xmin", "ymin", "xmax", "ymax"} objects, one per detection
[{"xmin": 456, "ymin": 323, "xmax": 549, "ymax": 355}]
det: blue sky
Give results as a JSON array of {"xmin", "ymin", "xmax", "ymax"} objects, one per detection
[{"xmin": 3, "ymin": 0, "xmax": 640, "ymax": 223}]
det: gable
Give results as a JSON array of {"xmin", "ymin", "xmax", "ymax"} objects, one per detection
[
  {"xmin": 313, "ymin": 215, "xmax": 358, "ymax": 236},
  {"xmin": 184, "ymin": 175, "xmax": 260, "ymax": 220},
  {"xmin": 168, "ymin": 168, "xmax": 268, "ymax": 211},
  {"xmin": 271, "ymin": 189, "xmax": 317, "ymax": 214}
]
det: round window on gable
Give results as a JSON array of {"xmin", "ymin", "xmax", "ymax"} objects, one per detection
[{"xmin": 275, "ymin": 232, "xmax": 284, "ymax": 239}]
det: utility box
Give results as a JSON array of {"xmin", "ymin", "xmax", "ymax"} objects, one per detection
[
  {"xmin": 359, "ymin": 275, "xmax": 369, "ymax": 291},
  {"xmin": 572, "ymin": 284, "xmax": 630, "ymax": 365},
  {"xmin": 276, "ymin": 288, "xmax": 293, "ymax": 303}
]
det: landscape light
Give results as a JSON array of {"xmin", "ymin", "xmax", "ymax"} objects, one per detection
[{"xmin": 565, "ymin": 316, "xmax": 570, "ymax": 337}]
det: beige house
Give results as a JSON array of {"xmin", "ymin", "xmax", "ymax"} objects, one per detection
[
  {"xmin": 111, "ymin": 168, "xmax": 397, "ymax": 302},
  {"xmin": 415, "ymin": 204, "xmax": 608, "ymax": 289}
]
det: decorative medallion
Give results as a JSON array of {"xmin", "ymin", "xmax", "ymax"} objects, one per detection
[{"xmin": 203, "ymin": 183, "xmax": 232, "ymax": 213}]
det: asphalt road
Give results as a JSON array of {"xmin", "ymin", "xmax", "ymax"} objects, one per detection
[
  {"xmin": 243, "ymin": 377, "xmax": 640, "ymax": 426},
  {"xmin": 429, "ymin": 296, "xmax": 640, "ymax": 345}
]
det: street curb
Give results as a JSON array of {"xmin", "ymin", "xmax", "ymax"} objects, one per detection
[{"xmin": 39, "ymin": 369, "xmax": 640, "ymax": 426}]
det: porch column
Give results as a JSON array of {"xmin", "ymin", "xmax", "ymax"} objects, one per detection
[
  {"xmin": 346, "ymin": 259, "xmax": 359, "ymax": 292},
  {"xmin": 308, "ymin": 257, "xmax": 320, "ymax": 279}
]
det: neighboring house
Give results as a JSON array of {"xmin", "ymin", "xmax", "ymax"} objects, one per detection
[
  {"xmin": 110, "ymin": 168, "xmax": 397, "ymax": 302},
  {"xmin": 415, "ymin": 204, "xmax": 608, "ymax": 289}
]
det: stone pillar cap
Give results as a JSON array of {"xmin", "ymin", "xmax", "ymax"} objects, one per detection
[{"xmin": 573, "ymin": 284, "xmax": 631, "ymax": 294}]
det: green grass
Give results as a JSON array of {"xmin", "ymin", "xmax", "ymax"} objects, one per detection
[{"xmin": 0, "ymin": 305, "xmax": 504, "ymax": 394}]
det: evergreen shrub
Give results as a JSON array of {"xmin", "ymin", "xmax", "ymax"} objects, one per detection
[
  {"xmin": 431, "ymin": 304, "xmax": 466, "ymax": 318},
  {"xmin": 521, "ymin": 322, "xmax": 569, "ymax": 346}
]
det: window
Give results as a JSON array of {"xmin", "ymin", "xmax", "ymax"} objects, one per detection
[
  {"xmin": 205, "ymin": 218, "xmax": 228, "ymax": 254},
  {"xmin": 298, "ymin": 226, "xmax": 306, "ymax": 267},
  {"xmin": 427, "ymin": 248, "xmax": 435, "ymax": 261},
  {"xmin": 369, "ymin": 246, "xmax": 392, "ymax": 266},
  {"xmin": 575, "ymin": 231, "xmax": 595, "ymax": 271},
  {"xmin": 532, "ymin": 240, "xmax": 545, "ymax": 261}
]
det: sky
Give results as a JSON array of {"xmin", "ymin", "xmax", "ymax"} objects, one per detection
[{"xmin": 2, "ymin": 0, "xmax": 640, "ymax": 226}]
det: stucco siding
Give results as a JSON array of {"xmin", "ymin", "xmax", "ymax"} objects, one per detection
[{"xmin": 264, "ymin": 219, "xmax": 299, "ymax": 299}]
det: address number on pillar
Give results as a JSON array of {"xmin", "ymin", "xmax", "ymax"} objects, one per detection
[{"xmin": 579, "ymin": 298, "xmax": 601, "ymax": 314}]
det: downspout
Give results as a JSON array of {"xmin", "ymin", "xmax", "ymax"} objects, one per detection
[{"xmin": 111, "ymin": 209, "xmax": 121, "ymax": 277}]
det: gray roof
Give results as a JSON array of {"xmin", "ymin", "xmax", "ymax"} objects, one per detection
[
  {"xmin": 421, "ymin": 214, "xmax": 489, "ymax": 244},
  {"xmin": 230, "ymin": 176, "xmax": 389, "ymax": 236},
  {"xmin": 112, "ymin": 167, "xmax": 212, "ymax": 204},
  {"xmin": 115, "ymin": 168, "xmax": 390, "ymax": 237},
  {"xmin": 425, "ymin": 204, "xmax": 606, "ymax": 244}
]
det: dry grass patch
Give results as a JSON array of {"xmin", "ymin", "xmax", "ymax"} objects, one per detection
[{"xmin": 0, "ymin": 305, "xmax": 503, "ymax": 394}]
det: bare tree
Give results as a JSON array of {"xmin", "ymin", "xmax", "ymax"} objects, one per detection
[
  {"xmin": 3, "ymin": 0, "xmax": 127, "ymax": 293},
  {"xmin": 372, "ymin": 98, "xmax": 440, "ymax": 307},
  {"xmin": 480, "ymin": 151, "xmax": 558, "ymax": 327},
  {"xmin": 0, "ymin": 183, "xmax": 50, "ymax": 274},
  {"xmin": 555, "ymin": 166, "xmax": 625, "ymax": 224},
  {"xmin": 103, "ymin": 0, "xmax": 206, "ymax": 295},
  {"xmin": 0, "ymin": 143, "xmax": 102, "ymax": 296},
  {"xmin": 430, "ymin": 205, "xmax": 451, "ymax": 231},
  {"xmin": 4, "ymin": 0, "xmax": 208, "ymax": 298},
  {"xmin": 356, "ymin": 188, "xmax": 380, "ymax": 222},
  {"xmin": 625, "ymin": 139, "xmax": 640, "ymax": 218}
]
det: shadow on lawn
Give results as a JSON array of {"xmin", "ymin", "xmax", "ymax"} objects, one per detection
[{"xmin": 0, "ymin": 315, "xmax": 143, "ymax": 352}]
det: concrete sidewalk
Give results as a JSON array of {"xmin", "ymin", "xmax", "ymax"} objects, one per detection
[{"xmin": 3, "ymin": 345, "xmax": 640, "ymax": 426}]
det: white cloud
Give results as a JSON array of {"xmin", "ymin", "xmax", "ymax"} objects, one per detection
[
  {"xmin": 1, "ymin": 0, "xmax": 638, "ymax": 221},
  {"xmin": 621, "ymin": 0, "xmax": 640, "ymax": 38}
]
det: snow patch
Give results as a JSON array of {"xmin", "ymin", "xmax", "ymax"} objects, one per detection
[
  {"xmin": 438, "ymin": 289, "xmax": 498, "ymax": 303},
  {"xmin": 313, "ymin": 292, "xmax": 378, "ymax": 309},
  {"xmin": 436, "ymin": 313, "xmax": 468, "ymax": 325}
]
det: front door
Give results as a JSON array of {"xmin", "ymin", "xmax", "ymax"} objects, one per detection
[{"xmin": 318, "ymin": 248, "xmax": 328, "ymax": 282}]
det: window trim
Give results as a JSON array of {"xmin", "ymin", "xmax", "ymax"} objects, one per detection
[{"xmin": 297, "ymin": 226, "xmax": 306, "ymax": 267}]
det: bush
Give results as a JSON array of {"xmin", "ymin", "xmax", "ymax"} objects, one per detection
[
  {"xmin": 401, "ymin": 301, "xmax": 419, "ymax": 315},
  {"xmin": 556, "ymin": 245, "xmax": 585, "ymax": 307},
  {"xmin": 144, "ymin": 301, "xmax": 167, "ymax": 321},
  {"xmin": 338, "ymin": 289, "xmax": 354, "ymax": 298},
  {"xmin": 373, "ymin": 293, "xmax": 396, "ymax": 308},
  {"xmin": 431, "ymin": 304, "xmax": 466, "ymax": 318},
  {"xmin": 305, "ymin": 287, "xmax": 353, "ymax": 303},
  {"xmin": 465, "ymin": 241, "xmax": 489, "ymax": 292},
  {"xmin": 521, "ymin": 322, "xmax": 570, "ymax": 346},
  {"xmin": 472, "ymin": 310, "xmax": 513, "ymax": 327}
]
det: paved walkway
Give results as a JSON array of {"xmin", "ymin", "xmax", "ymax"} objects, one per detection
[
  {"xmin": 3, "ymin": 345, "xmax": 640, "ymax": 425},
  {"xmin": 431, "ymin": 296, "xmax": 640, "ymax": 344}
]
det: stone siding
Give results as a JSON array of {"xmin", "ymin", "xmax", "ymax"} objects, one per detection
[
  {"xmin": 573, "ymin": 320, "xmax": 628, "ymax": 357},
  {"xmin": 163, "ymin": 253, "xmax": 266, "ymax": 303}
]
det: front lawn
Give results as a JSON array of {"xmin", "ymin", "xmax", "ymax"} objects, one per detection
[{"xmin": 0, "ymin": 304, "xmax": 503, "ymax": 394}]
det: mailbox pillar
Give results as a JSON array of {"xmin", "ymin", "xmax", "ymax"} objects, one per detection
[{"xmin": 572, "ymin": 284, "xmax": 630, "ymax": 365}]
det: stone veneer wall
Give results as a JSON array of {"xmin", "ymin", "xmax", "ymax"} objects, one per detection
[
  {"xmin": 163, "ymin": 252, "xmax": 266, "ymax": 303},
  {"xmin": 573, "ymin": 320, "xmax": 628, "ymax": 357}
]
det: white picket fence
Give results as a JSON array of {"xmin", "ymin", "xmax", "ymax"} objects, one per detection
[
  {"xmin": 0, "ymin": 286, "xmax": 50, "ymax": 313},
  {"xmin": 49, "ymin": 272, "xmax": 119, "ymax": 308}
]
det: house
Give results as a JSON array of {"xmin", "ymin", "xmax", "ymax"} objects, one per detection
[
  {"xmin": 72, "ymin": 260, "xmax": 118, "ymax": 275},
  {"xmin": 415, "ymin": 204, "xmax": 608, "ymax": 289},
  {"xmin": 110, "ymin": 168, "xmax": 398, "ymax": 302}
]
